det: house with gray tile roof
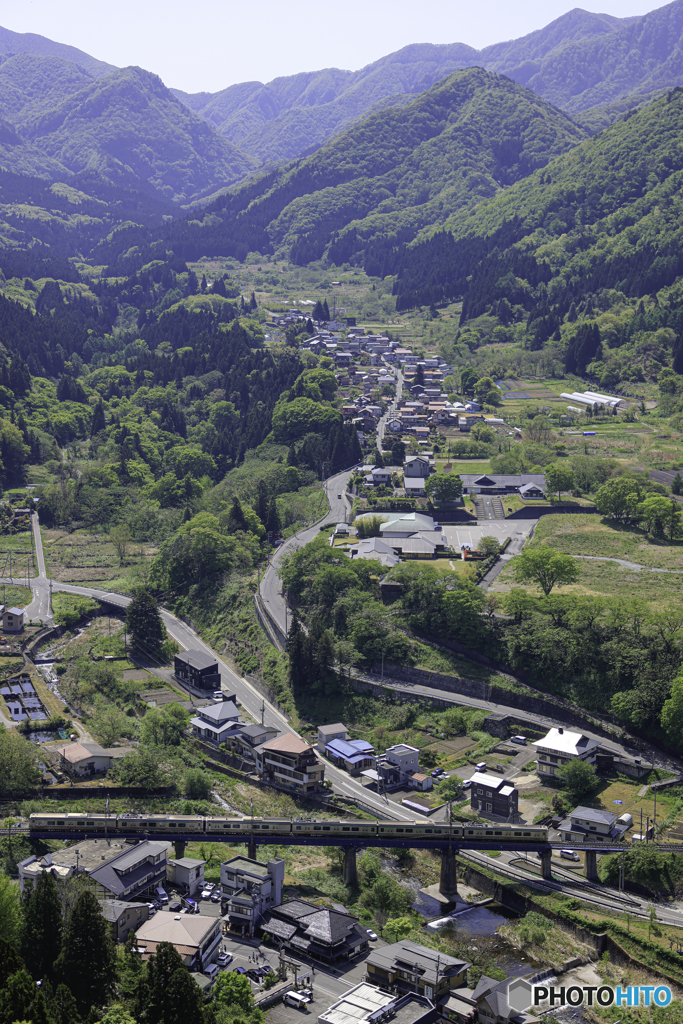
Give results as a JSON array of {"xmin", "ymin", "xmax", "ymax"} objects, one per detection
[
  {"xmin": 89, "ymin": 840, "xmax": 168, "ymax": 901},
  {"xmin": 260, "ymin": 898, "xmax": 367, "ymax": 962}
]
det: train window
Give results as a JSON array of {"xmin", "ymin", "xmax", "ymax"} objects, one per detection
[
  {"xmin": 466, "ymin": 830, "xmax": 475, "ymax": 835},
  {"xmin": 322, "ymin": 827, "xmax": 330, "ymax": 832},
  {"xmin": 523, "ymin": 832, "xmax": 531, "ymax": 837},
  {"xmin": 494, "ymin": 831, "xmax": 502, "ymax": 836},
  {"xmin": 342, "ymin": 827, "xmax": 350, "ymax": 832},
  {"xmin": 405, "ymin": 829, "xmax": 413, "ymax": 833},
  {"xmin": 485, "ymin": 830, "xmax": 493, "ymax": 836},
  {"xmin": 425, "ymin": 829, "xmax": 432, "ymax": 834},
  {"xmin": 314, "ymin": 827, "xmax": 321, "ymax": 831},
  {"xmin": 396, "ymin": 828, "xmax": 404, "ymax": 833},
  {"xmin": 77, "ymin": 821, "xmax": 85, "ymax": 826},
  {"xmin": 352, "ymin": 827, "xmax": 359, "ymax": 832},
  {"xmin": 148, "ymin": 822, "xmax": 157, "ymax": 827}
]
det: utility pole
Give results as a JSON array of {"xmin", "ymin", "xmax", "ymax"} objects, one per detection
[{"xmin": 260, "ymin": 699, "xmax": 265, "ymax": 726}]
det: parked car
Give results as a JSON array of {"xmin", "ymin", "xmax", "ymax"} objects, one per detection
[
  {"xmin": 214, "ymin": 691, "xmax": 223, "ymax": 701},
  {"xmin": 366, "ymin": 929, "xmax": 378, "ymax": 941},
  {"xmin": 217, "ymin": 952, "xmax": 233, "ymax": 968},
  {"xmin": 337, "ymin": 493, "xmax": 342, "ymax": 499},
  {"xmin": 170, "ymin": 902, "xmax": 182, "ymax": 912},
  {"xmin": 560, "ymin": 849, "xmax": 580, "ymax": 862},
  {"xmin": 431, "ymin": 769, "xmax": 441, "ymax": 778},
  {"xmin": 284, "ymin": 992, "xmax": 311, "ymax": 1010},
  {"xmin": 185, "ymin": 898, "xmax": 198, "ymax": 912},
  {"xmin": 204, "ymin": 964, "xmax": 219, "ymax": 981},
  {"xmin": 156, "ymin": 887, "xmax": 169, "ymax": 904},
  {"xmin": 475, "ymin": 762, "xmax": 487, "ymax": 772},
  {"xmin": 211, "ymin": 890, "xmax": 221, "ymax": 903},
  {"xmin": 511, "ymin": 736, "xmax": 527, "ymax": 745},
  {"xmin": 201, "ymin": 887, "xmax": 213, "ymax": 899}
]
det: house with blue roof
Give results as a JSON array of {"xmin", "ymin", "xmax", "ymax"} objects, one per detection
[{"xmin": 325, "ymin": 737, "xmax": 376, "ymax": 775}]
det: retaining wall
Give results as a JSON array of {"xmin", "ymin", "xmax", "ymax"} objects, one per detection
[{"xmin": 365, "ymin": 662, "xmax": 622, "ymax": 741}]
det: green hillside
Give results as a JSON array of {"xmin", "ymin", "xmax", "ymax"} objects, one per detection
[
  {"xmin": 0, "ymin": 52, "xmax": 94, "ymax": 126},
  {"xmin": 20, "ymin": 66, "xmax": 256, "ymax": 204},
  {"xmin": 392, "ymin": 86, "xmax": 683, "ymax": 383},
  {"xmin": 0, "ymin": 116, "xmax": 69, "ymax": 179},
  {"xmin": 142, "ymin": 68, "xmax": 585, "ymax": 269}
]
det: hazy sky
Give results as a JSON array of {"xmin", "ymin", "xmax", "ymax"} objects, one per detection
[{"xmin": 2, "ymin": 0, "xmax": 668, "ymax": 93}]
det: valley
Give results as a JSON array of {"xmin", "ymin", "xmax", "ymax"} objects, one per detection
[{"xmin": 3, "ymin": 3, "xmax": 683, "ymax": 1021}]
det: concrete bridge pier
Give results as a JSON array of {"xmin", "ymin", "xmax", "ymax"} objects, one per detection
[
  {"xmin": 585, "ymin": 850, "xmax": 599, "ymax": 882},
  {"xmin": 248, "ymin": 839, "xmax": 257, "ymax": 861},
  {"xmin": 173, "ymin": 840, "xmax": 187, "ymax": 860},
  {"xmin": 343, "ymin": 847, "xmax": 359, "ymax": 888},
  {"xmin": 439, "ymin": 847, "xmax": 458, "ymax": 897},
  {"xmin": 540, "ymin": 851, "xmax": 552, "ymax": 881}
]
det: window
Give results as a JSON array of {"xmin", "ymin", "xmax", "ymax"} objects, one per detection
[{"xmin": 486, "ymin": 803, "xmax": 492, "ymax": 812}]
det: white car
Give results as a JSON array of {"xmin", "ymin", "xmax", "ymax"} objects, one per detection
[
  {"xmin": 366, "ymin": 929, "xmax": 378, "ymax": 941},
  {"xmin": 201, "ymin": 888, "xmax": 214, "ymax": 899}
]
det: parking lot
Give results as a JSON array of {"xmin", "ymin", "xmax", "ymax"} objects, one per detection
[{"xmin": 441, "ymin": 520, "xmax": 534, "ymax": 552}]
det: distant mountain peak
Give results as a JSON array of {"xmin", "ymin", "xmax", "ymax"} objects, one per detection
[{"xmin": 0, "ymin": 24, "xmax": 116, "ymax": 78}]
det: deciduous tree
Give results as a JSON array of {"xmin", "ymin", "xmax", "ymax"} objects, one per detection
[{"xmin": 509, "ymin": 547, "xmax": 579, "ymax": 597}]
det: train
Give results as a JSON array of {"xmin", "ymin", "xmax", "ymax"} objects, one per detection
[{"xmin": 28, "ymin": 813, "xmax": 549, "ymax": 842}]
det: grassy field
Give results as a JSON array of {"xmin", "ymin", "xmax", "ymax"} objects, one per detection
[{"xmin": 529, "ymin": 513, "xmax": 683, "ymax": 570}]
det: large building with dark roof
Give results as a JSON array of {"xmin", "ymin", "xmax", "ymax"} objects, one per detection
[
  {"xmin": 459, "ymin": 474, "xmax": 546, "ymax": 496},
  {"xmin": 366, "ymin": 941, "xmax": 470, "ymax": 1003},
  {"xmin": 260, "ymin": 899, "xmax": 368, "ymax": 963}
]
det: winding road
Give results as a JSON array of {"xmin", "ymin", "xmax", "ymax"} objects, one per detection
[{"xmin": 19, "ymin": 512, "xmax": 416, "ymax": 821}]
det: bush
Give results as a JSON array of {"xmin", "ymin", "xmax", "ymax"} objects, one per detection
[{"xmin": 183, "ymin": 768, "xmax": 212, "ymax": 800}]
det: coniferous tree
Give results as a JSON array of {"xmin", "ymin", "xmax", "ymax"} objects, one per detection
[
  {"xmin": 672, "ymin": 472, "xmax": 683, "ymax": 496},
  {"xmin": 249, "ymin": 291, "xmax": 258, "ymax": 311},
  {"xmin": 90, "ymin": 400, "xmax": 106, "ymax": 437},
  {"xmin": 126, "ymin": 587, "xmax": 165, "ymax": 657},
  {"xmin": 287, "ymin": 615, "xmax": 308, "ymax": 692},
  {"xmin": 312, "ymin": 300, "xmax": 325, "ymax": 322},
  {"xmin": 255, "ymin": 479, "xmax": 269, "ymax": 525},
  {"xmin": 20, "ymin": 871, "xmax": 63, "ymax": 982},
  {"xmin": 50, "ymin": 983, "xmax": 82, "ymax": 1024},
  {"xmin": 266, "ymin": 497, "xmax": 281, "ymax": 536},
  {"xmin": 287, "ymin": 444, "xmax": 298, "ymax": 467},
  {"xmin": 227, "ymin": 495, "xmax": 247, "ymax": 533},
  {"xmin": 323, "ymin": 299, "xmax": 330, "ymax": 320},
  {"xmin": 54, "ymin": 890, "xmax": 116, "ymax": 1017}
]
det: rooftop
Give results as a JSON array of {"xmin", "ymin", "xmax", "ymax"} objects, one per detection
[
  {"xmin": 136, "ymin": 910, "xmax": 219, "ymax": 949},
  {"xmin": 318, "ymin": 984, "xmax": 436, "ymax": 1024},
  {"xmin": 367, "ymin": 940, "xmax": 470, "ymax": 985},
  {"xmin": 20, "ymin": 838, "xmax": 133, "ymax": 875},
  {"xmin": 176, "ymin": 649, "xmax": 218, "ymax": 671},
  {"xmin": 533, "ymin": 728, "xmax": 598, "ymax": 756},
  {"xmin": 222, "ymin": 856, "xmax": 270, "ymax": 879},
  {"xmin": 318, "ymin": 723, "xmax": 349, "ymax": 736},
  {"xmin": 569, "ymin": 806, "xmax": 618, "ymax": 824},
  {"xmin": 261, "ymin": 733, "xmax": 315, "ymax": 756},
  {"xmin": 171, "ymin": 857, "xmax": 206, "ymax": 869}
]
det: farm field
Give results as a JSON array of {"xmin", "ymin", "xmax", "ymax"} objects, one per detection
[{"xmin": 41, "ymin": 527, "xmax": 156, "ymax": 595}]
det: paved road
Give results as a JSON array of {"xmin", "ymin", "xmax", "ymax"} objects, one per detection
[{"xmin": 24, "ymin": 516, "xmax": 413, "ymax": 821}]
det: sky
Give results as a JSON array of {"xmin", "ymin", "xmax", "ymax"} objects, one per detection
[{"xmin": 1, "ymin": 0, "xmax": 669, "ymax": 93}]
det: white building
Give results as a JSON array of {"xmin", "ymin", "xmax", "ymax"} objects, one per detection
[
  {"xmin": 533, "ymin": 727, "xmax": 598, "ymax": 782},
  {"xmin": 220, "ymin": 854, "xmax": 285, "ymax": 935}
]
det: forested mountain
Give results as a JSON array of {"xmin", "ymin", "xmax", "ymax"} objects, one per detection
[
  {"xmin": 391, "ymin": 85, "xmax": 683, "ymax": 382},
  {"xmin": 4, "ymin": 2, "xmax": 683, "ymax": 182},
  {"xmin": 0, "ymin": 24, "xmax": 116, "ymax": 78},
  {"xmin": 114, "ymin": 69, "xmax": 585, "ymax": 272},
  {"xmin": 17, "ymin": 67, "xmax": 255, "ymax": 204},
  {"xmin": 173, "ymin": 0, "xmax": 683, "ymax": 158},
  {"xmin": 172, "ymin": 42, "xmax": 481, "ymax": 165},
  {"xmin": 0, "ymin": 52, "xmax": 95, "ymax": 126}
]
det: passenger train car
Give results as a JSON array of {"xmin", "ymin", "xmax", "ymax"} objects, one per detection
[{"xmin": 28, "ymin": 813, "xmax": 549, "ymax": 842}]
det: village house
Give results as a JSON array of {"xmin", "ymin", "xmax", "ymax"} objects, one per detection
[
  {"xmin": 220, "ymin": 854, "xmax": 285, "ymax": 935},
  {"xmin": 319, "ymin": 984, "xmax": 439, "ymax": 1024},
  {"xmin": 348, "ymin": 537, "xmax": 400, "ymax": 567},
  {"xmin": 471, "ymin": 975, "xmax": 540, "ymax": 1024},
  {"xmin": 135, "ymin": 911, "xmax": 221, "ymax": 971},
  {"xmin": 190, "ymin": 701, "xmax": 241, "ymax": 746},
  {"xmin": 404, "ymin": 455, "xmax": 432, "ymax": 478},
  {"xmin": 103, "ymin": 900, "xmax": 149, "ymax": 943},
  {"xmin": 366, "ymin": 941, "xmax": 470, "ymax": 1002},
  {"xmin": 469, "ymin": 771, "xmax": 519, "ymax": 819},
  {"xmin": 260, "ymin": 898, "xmax": 368, "ymax": 963},
  {"xmin": 55, "ymin": 741, "xmax": 133, "ymax": 776},
  {"xmin": 174, "ymin": 650, "xmax": 222, "ymax": 692},
  {"xmin": 557, "ymin": 805, "xmax": 629, "ymax": 843},
  {"xmin": 459, "ymin": 474, "xmax": 546, "ymax": 496},
  {"xmin": 167, "ymin": 856, "xmax": 205, "ymax": 895},
  {"xmin": 533, "ymin": 727, "xmax": 598, "ymax": 782},
  {"xmin": 255, "ymin": 734, "xmax": 325, "ymax": 793},
  {"xmin": 325, "ymin": 737, "xmax": 375, "ymax": 775},
  {"xmin": 317, "ymin": 722, "xmax": 349, "ymax": 752}
]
